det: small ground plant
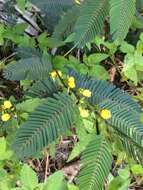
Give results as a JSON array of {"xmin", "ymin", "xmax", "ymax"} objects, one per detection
[{"xmin": 1, "ymin": 0, "xmax": 143, "ymax": 190}]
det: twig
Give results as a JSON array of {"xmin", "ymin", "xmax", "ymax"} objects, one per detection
[
  {"xmin": 64, "ymin": 44, "xmax": 77, "ymax": 57},
  {"xmin": 14, "ymin": 5, "xmax": 41, "ymax": 32},
  {"xmin": 44, "ymin": 151, "xmax": 49, "ymax": 182}
]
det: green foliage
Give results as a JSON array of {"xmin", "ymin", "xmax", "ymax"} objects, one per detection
[
  {"xmin": 12, "ymin": 92, "xmax": 77, "ymax": 158},
  {"xmin": 16, "ymin": 98, "xmax": 45, "ymax": 113},
  {"xmin": 44, "ymin": 170, "xmax": 67, "ymax": 190},
  {"xmin": 68, "ymin": 127, "xmax": 94, "ymax": 162},
  {"xmin": 74, "ymin": 0, "xmax": 109, "ymax": 47},
  {"xmin": 120, "ymin": 136, "xmax": 143, "ymax": 165},
  {"xmin": 68, "ymin": 69, "xmax": 141, "ymax": 111},
  {"xmin": 0, "ymin": 137, "xmax": 13, "ymax": 161},
  {"xmin": 20, "ymin": 164, "xmax": 38, "ymax": 190},
  {"xmin": 30, "ymin": 0, "xmax": 75, "ymax": 32},
  {"xmin": 3, "ymin": 50, "xmax": 52, "ymax": 80},
  {"xmin": 131, "ymin": 164, "xmax": 143, "ymax": 175},
  {"xmin": 0, "ymin": 24, "xmax": 5, "ymax": 45},
  {"xmin": 107, "ymin": 167, "xmax": 130, "ymax": 190},
  {"xmin": 8, "ymin": 164, "xmax": 68, "ymax": 190},
  {"xmin": 1, "ymin": 23, "xmax": 35, "ymax": 47},
  {"xmin": 1, "ymin": 0, "xmax": 140, "ymax": 47},
  {"xmin": 16, "ymin": 0, "xmax": 26, "ymax": 12},
  {"xmin": 121, "ymin": 35, "xmax": 143, "ymax": 85},
  {"xmin": 79, "ymin": 136, "xmax": 112, "ymax": 190},
  {"xmin": 53, "ymin": 6, "xmax": 79, "ymax": 40},
  {"xmin": 4, "ymin": 64, "xmax": 143, "ymax": 188},
  {"xmin": 30, "ymin": 0, "xmax": 74, "ymax": 11},
  {"xmin": 1, "ymin": 1, "xmax": 143, "ymax": 189},
  {"xmin": 136, "ymin": 0, "xmax": 143, "ymax": 12},
  {"xmin": 84, "ymin": 53, "xmax": 110, "ymax": 80},
  {"xmin": 68, "ymin": 69, "xmax": 143, "ymax": 162},
  {"xmin": 26, "ymin": 78, "xmax": 60, "ymax": 98},
  {"xmin": 109, "ymin": 0, "xmax": 136, "ymax": 41}
]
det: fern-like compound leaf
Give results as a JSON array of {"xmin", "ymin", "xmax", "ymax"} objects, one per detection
[
  {"xmin": 26, "ymin": 78, "xmax": 60, "ymax": 98},
  {"xmin": 53, "ymin": 6, "xmax": 79, "ymax": 40},
  {"xmin": 30, "ymin": 0, "xmax": 74, "ymax": 11},
  {"xmin": 12, "ymin": 92, "xmax": 76, "ymax": 159},
  {"xmin": 3, "ymin": 51, "xmax": 52, "ymax": 81},
  {"xmin": 119, "ymin": 134, "xmax": 143, "ymax": 165},
  {"xmin": 74, "ymin": 0, "xmax": 109, "ymax": 47},
  {"xmin": 79, "ymin": 136, "xmax": 112, "ymax": 190},
  {"xmin": 68, "ymin": 69, "xmax": 143, "ymax": 152},
  {"xmin": 136, "ymin": 0, "xmax": 143, "ymax": 12},
  {"xmin": 30, "ymin": 0, "xmax": 75, "ymax": 32},
  {"xmin": 109, "ymin": 0, "xmax": 136, "ymax": 41},
  {"xmin": 68, "ymin": 69, "xmax": 141, "ymax": 112}
]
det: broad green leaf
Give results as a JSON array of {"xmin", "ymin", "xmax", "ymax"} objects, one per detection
[
  {"xmin": 0, "ymin": 137, "xmax": 13, "ymax": 160},
  {"xmin": 20, "ymin": 80, "xmax": 32, "ymax": 91},
  {"xmin": 123, "ymin": 54, "xmax": 138, "ymax": 84},
  {"xmin": 87, "ymin": 53, "xmax": 109, "ymax": 65},
  {"xmin": 136, "ymin": 40, "xmax": 143, "ymax": 54},
  {"xmin": 68, "ymin": 184, "xmax": 79, "ymax": 190},
  {"xmin": 47, "ymin": 37, "xmax": 65, "ymax": 48},
  {"xmin": 16, "ymin": 98, "xmax": 45, "ymax": 113},
  {"xmin": 20, "ymin": 164, "xmax": 38, "ymax": 190},
  {"xmin": 44, "ymin": 171, "xmax": 67, "ymax": 190},
  {"xmin": 89, "ymin": 65, "xmax": 109, "ymax": 80},
  {"xmin": 107, "ymin": 176, "xmax": 130, "ymax": 190},
  {"xmin": 118, "ymin": 168, "xmax": 130, "ymax": 179},
  {"xmin": 108, "ymin": 168, "xmax": 130, "ymax": 190},
  {"xmin": 38, "ymin": 33, "xmax": 49, "ymax": 50},
  {"xmin": 53, "ymin": 56, "xmax": 69, "ymax": 70},
  {"xmin": 132, "ymin": 16, "xmax": 143, "ymax": 29},
  {"xmin": 83, "ymin": 118, "xmax": 95, "ymax": 133},
  {"xmin": 16, "ymin": 0, "xmax": 26, "ymax": 12},
  {"xmin": 131, "ymin": 164, "xmax": 143, "ymax": 176},
  {"xmin": 123, "ymin": 65, "xmax": 138, "ymax": 85},
  {"xmin": 123, "ymin": 52, "xmax": 143, "ymax": 84},
  {"xmin": 120, "ymin": 42, "xmax": 135, "ymax": 53},
  {"xmin": 140, "ymin": 33, "xmax": 143, "ymax": 42}
]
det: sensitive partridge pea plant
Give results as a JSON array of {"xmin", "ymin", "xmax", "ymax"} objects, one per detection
[
  {"xmin": 1, "ymin": 0, "xmax": 143, "ymax": 189},
  {"xmin": 3, "ymin": 62, "xmax": 143, "ymax": 190}
]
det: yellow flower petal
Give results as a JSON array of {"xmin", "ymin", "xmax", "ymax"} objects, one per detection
[
  {"xmin": 1, "ymin": 113, "xmax": 11, "ymax": 122},
  {"xmin": 50, "ymin": 71, "xmax": 57, "ymax": 78},
  {"xmin": 81, "ymin": 89, "xmax": 92, "ymax": 97},
  {"xmin": 75, "ymin": 0, "xmax": 81, "ymax": 4},
  {"xmin": 57, "ymin": 70, "xmax": 62, "ymax": 77},
  {"xmin": 100, "ymin": 109, "xmax": 111, "ymax": 120},
  {"xmin": 3, "ymin": 101, "xmax": 12, "ymax": 109},
  {"xmin": 79, "ymin": 107, "xmax": 89, "ymax": 118},
  {"xmin": 67, "ymin": 76, "xmax": 76, "ymax": 89},
  {"xmin": 50, "ymin": 70, "xmax": 62, "ymax": 79}
]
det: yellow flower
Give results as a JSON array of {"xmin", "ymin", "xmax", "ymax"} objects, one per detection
[
  {"xmin": 67, "ymin": 76, "xmax": 76, "ymax": 89},
  {"xmin": 50, "ymin": 70, "xmax": 62, "ymax": 79},
  {"xmin": 100, "ymin": 109, "xmax": 111, "ymax": 120},
  {"xmin": 3, "ymin": 101, "xmax": 12, "ymax": 109},
  {"xmin": 79, "ymin": 107, "xmax": 89, "ymax": 118},
  {"xmin": 81, "ymin": 89, "xmax": 92, "ymax": 97},
  {"xmin": 75, "ymin": 0, "xmax": 81, "ymax": 4},
  {"xmin": 1, "ymin": 113, "xmax": 11, "ymax": 122}
]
